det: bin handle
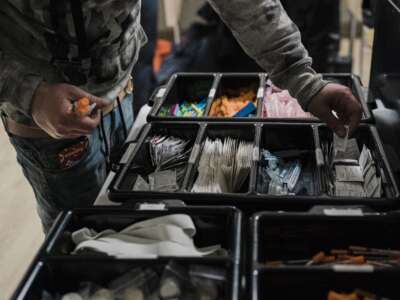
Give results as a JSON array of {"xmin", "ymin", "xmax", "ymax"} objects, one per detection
[
  {"xmin": 135, "ymin": 200, "xmax": 186, "ymax": 211},
  {"xmin": 309, "ymin": 205, "xmax": 377, "ymax": 216}
]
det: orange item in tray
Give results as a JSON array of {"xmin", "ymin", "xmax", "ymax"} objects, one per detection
[
  {"xmin": 327, "ymin": 291, "xmax": 359, "ymax": 300},
  {"xmin": 327, "ymin": 290, "xmax": 378, "ymax": 300},
  {"xmin": 209, "ymin": 88, "xmax": 257, "ymax": 117}
]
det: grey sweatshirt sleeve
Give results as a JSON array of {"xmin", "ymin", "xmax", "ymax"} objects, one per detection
[
  {"xmin": 0, "ymin": 49, "xmax": 43, "ymax": 117},
  {"xmin": 207, "ymin": 0, "xmax": 328, "ymax": 110}
]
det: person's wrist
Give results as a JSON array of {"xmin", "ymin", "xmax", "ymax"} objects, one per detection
[
  {"xmin": 307, "ymin": 86, "xmax": 325, "ymax": 112},
  {"xmin": 302, "ymin": 80, "xmax": 329, "ymax": 112}
]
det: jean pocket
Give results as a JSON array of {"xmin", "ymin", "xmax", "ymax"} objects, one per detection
[
  {"xmin": 41, "ymin": 134, "xmax": 107, "ymax": 209},
  {"xmin": 31, "ymin": 135, "xmax": 94, "ymax": 174}
]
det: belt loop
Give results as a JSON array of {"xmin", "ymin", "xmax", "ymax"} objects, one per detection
[{"xmin": 126, "ymin": 77, "xmax": 134, "ymax": 94}]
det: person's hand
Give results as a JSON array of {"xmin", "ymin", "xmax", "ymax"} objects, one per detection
[
  {"xmin": 32, "ymin": 82, "xmax": 108, "ymax": 139},
  {"xmin": 308, "ymin": 83, "xmax": 363, "ymax": 137}
]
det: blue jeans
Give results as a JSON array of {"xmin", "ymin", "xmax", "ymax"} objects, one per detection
[{"xmin": 9, "ymin": 95, "xmax": 134, "ymax": 233}]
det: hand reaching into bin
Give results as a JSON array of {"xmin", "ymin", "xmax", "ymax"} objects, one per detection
[
  {"xmin": 307, "ymin": 83, "xmax": 362, "ymax": 138},
  {"xmin": 208, "ymin": 0, "xmax": 363, "ymax": 137}
]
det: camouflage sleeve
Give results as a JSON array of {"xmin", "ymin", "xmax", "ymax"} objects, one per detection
[
  {"xmin": 207, "ymin": 0, "xmax": 328, "ymax": 110},
  {"xmin": 0, "ymin": 49, "xmax": 43, "ymax": 117}
]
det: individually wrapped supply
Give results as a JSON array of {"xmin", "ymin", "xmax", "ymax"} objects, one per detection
[
  {"xmin": 209, "ymin": 87, "xmax": 257, "ymax": 117},
  {"xmin": 46, "ymin": 261, "xmax": 227, "ymax": 300},
  {"xmin": 328, "ymin": 289, "xmax": 391, "ymax": 300},
  {"xmin": 191, "ymin": 137, "xmax": 253, "ymax": 193},
  {"xmin": 321, "ymin": 133, "xmax": 382, "ymax": 198},
  {"xmin": 266, "ymin": 245, "xmax": 400, "ymax": 268},
  {"xmin": 263, "ymin": 84, "xmax": 313, "ymax": 118},
  {"xmin": 159, "ymin": 98, "xmax": 208, "ymax": 117},
  {"xmin": 131, "ymin": 135, "xmax": 192, "ymax": 192},
  {"xmin": 259, "ymin": 149, "xmax": 303, "ymax": 196}
]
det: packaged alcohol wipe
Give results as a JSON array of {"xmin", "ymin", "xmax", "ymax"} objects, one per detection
[{"xmin": 192, "ymin": 137, "xmax": 252, "ymax": 193}]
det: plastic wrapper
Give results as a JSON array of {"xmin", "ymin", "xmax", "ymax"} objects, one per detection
[
  {"xmin": 263, "ymin": 84, "xmax": 313, "ymax": 119},
  {"xmin": 209, "ymin": 87, "xmax": 257, "ymax": 118},
  {"xmin": 131, "ymin": 135, "xmax": 192, "ymax": 192},
  {"xmin": 258, "ymin": 149, "xmax": 316, "ymax": 196}
]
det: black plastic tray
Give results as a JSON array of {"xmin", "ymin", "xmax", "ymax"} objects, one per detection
[
  {"xmin": 147, "ymin": 73, "xmax": 373, "ymax": 123},
  {"xmin": 250, "ymin": 207, "xmax": 400, "ymax": 300},
  {"xmin": 109, "ymin": 122, "xmax": 399, "ymax": 209},
  {"xmin": 12, "ymin": 205, "xmax": 242, "ymax": 300}
]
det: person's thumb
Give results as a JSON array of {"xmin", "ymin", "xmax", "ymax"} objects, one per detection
[
  {"xmin": 322, "ymin": 111, "xmax": 347, "ymax": 138},
  {"xmin": 86, "ymin": 94, "xmax": 108, "ymax": 109},
  {"xmin": 69, "ymin": 85, "xmax": 108, "ymax": 109}
]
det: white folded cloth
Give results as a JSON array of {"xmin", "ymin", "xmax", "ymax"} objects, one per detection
[{"xmin": 71, "ymin": 214, "xmax": 222, "ymax": 259}]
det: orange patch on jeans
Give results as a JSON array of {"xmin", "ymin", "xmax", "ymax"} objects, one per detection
[{"xmin": 58, "ymin": 138, "xmax": 89, "ymax": 169}]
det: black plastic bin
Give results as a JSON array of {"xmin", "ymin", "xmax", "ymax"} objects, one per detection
[
  {"xmin": 12, "ymin": 205, "xmax": 242, "ymax": 300},
  {"xmin": 110, "ymin": 122, "xmax": 399, "ymax": 210},
  {"xmin": 13, "ymin": 259, "xmax": 238, "ymax": 300},
  {"xmin": 253, "ymin": 268, "xmax": 400, "ymax": 300},
  {"xmin": 147, "ymin": 73, "xmax": 372, "ymax": 123},
  {"xmin": 250, "ymin": 207, "xmax": 400, "ymax": 300},
  {"xmin": 43, "ymin": 206, "xmax": 241, "ymax": 260}
]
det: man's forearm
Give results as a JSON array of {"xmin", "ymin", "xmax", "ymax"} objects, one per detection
[
  {"xmin": 207, "ymin": 0, "xmax": 328, "ymax": 109},
  {"xmin": 0, "ymin": 49, "xmax": 42, "ymax": 117}
]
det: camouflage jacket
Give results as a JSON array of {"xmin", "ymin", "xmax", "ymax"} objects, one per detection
[{"xmin": 0, "ymin": 0, "xmax": 327, "ymax": 125}]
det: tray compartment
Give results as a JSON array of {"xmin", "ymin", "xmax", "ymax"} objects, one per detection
[
  {"xmin": 318, "ymin": 124, "xmax": 399, "ymax": 199},
  {"xmin": 207, "ymin": 74, "xmax": 263, "ymax": 119},
  {"xmin": 13, "ymin": 259, "xmax": 238, "ymax": 300},
  {"xmin": 255, "ymin": 124, "xmax": 321, "ymax": 196},
  {"xmin": 261, "ymin": 73, "xmax": 372, "ymax": 122},
  {"xmin": 112, "ymin": 123, "xmax": 201, "ymax": 196},
  {"xmin": 45, "ymin": 207, "xmax": 241, "ymax": 260},
  {"xmin": 253, "ymin": 268, "xmax": 400, "ymax": 300},
  {"xmin": 250, "ymin": 210, "xmax": 400, "ymax": 299},
  {"xmin": 156, "ymin": 74, "xmax": 216, "ymax": 118},
  {"xmin": 186, "ymin": 123, "xmax": 258, "ymax": 195},
  {"xmin": 252, "ymin": 211, "xmax": 400, "ymax": 264}
]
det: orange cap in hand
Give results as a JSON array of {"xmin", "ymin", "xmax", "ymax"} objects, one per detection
[{"xmin": 76, "ymin": 97, "xmax": 90, "ymax": 115}]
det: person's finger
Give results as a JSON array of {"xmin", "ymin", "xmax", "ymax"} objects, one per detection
[
  {"xmin": 337, "ymin": 95, "xmax": 362, "ymax": 136},
  {"xmin": 71, "ymin": 115, "xmax": 101, "ymax": 132},
  {"xmin": 62, "ymin": 134, "xmax": 86, "ymax": 139},
  {"xmin": 65, "ymin": 128, "xmax": 92, "ymax": 136},
  {"xmin": 68, "ymin": 86, "xmax": 109, "ymax": 109},
  {"xmin": 62, "ymin": 107, "xmax": 100, "ymax": 132},
  {"xmin": 87, "ymin": 94, "xmax": 108, "ymax": 109},
  {"xmin": 319, "ymin": 109, "xmax": 347, "ymax": 137},
  {"xmin": 63, "ymin": 117, "xmax": 96, "ymax": 135},
  {"xmin": 50, "ymin": 129, "xmax": 83, "ymax": 140},
  {"xmin": 45, "ymin": 130, "xmax": 63, "ymax": 140},
  {"xmin": 346, "ymin": 105, "xmax": 362, "ymax": 136}
]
